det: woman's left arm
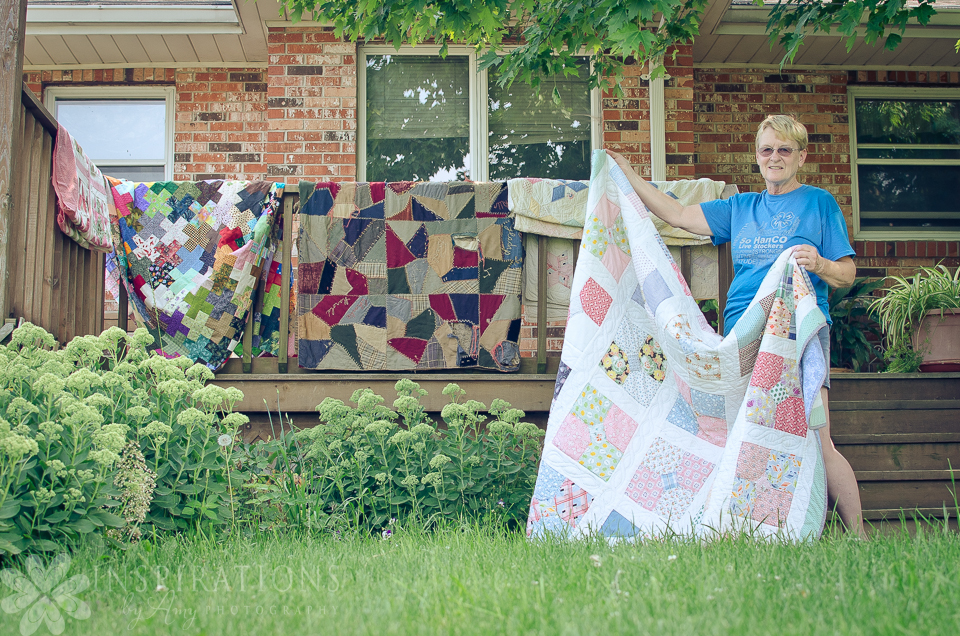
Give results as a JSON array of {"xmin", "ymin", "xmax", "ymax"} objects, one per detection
[{"xmin": 793, "ymin": 245, "xmax": 856, "ymax": 288}]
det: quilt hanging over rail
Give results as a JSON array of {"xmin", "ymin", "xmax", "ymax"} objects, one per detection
[
  {"xmin": 107, "ymin": 179, "xmax": 284, "ymax": 370},
  {"xmin": 52, "ymin": 125, "xmax": 113, "ymax": 253},
  {"xmin": 297, "ymin": 181, "xmax": 523, "ymax": 371},
  {"xmin": 527, "ymin": 151, "xmax": 829, "ymax": 541}
]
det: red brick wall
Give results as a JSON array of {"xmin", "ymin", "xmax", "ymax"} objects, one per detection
[
  {"xmin": 265, "ymin": 26, "xmax": 357, "ymax": 181},
  {"xmin": 693, "ymin": 67, "xmax": 960, "ymax": 278},
  {"xmin": 22, "ymin": 68, "xmax": 177, "ymax": 98},
  {"xmin": 174, "ymin": 68, "xmax": 268, "ymax": 181},
  {"xmin": 602, "ymin": 59, "xmax": 649, "ymax": 177}
]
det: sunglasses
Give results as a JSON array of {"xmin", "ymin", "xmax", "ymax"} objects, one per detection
[{"xmin": 758, "ymin": 146, "xmax": 800, "ymax": 158}]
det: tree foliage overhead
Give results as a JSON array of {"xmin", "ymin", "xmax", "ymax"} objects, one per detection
[
  {"xmin": 766, "ymin": 0, "xmax": 940, "ymax": 63},
  {"xmin": 281, "ymin": 0, "xmax": 944, "ymax": 89}
]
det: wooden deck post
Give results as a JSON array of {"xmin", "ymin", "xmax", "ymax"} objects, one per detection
[{"xmin": 0, "ymin": 0, "xmax": 29, "ymax": 320}]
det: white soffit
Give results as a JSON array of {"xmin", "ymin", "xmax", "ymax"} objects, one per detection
[
  {"xmin": 26, "ymin": 2, "xmax": 243, "ymax": 35},
  {"xmin": 716, "ymin": 5, "xmax": 960, "ymax": 39}
]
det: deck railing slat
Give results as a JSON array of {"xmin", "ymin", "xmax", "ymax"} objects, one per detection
[
  {"xmin": 9, "ymin": 109, "xmax": 33, "ymax": 323},
  {"xmin": 23, "ymin": 117, "xmax": 44, "ymax": 322},
  {"xmin": 34, "ymin": 129, "xmax": 54, "ymax": 326}
]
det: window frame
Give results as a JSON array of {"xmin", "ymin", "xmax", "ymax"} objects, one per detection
[
  {"xmin": 848, "ymin": 86, "xmax": 960, "ymax": 241},
  {"xmin": 357, "ymin": 45, "xmax": 602, "ymax": 182},
  {"xmin": 44, "ymin": 85, "xmax": 176, "ymax": 181}
]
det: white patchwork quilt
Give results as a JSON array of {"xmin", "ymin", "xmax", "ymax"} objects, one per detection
[{"xmin": 526, "ymin": 151, "xmax": 829, "ymax": 541}]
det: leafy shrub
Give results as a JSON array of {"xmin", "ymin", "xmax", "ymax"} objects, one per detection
[
  {"xmin": 241, "ymin": 380, "xmax": 545, "ymax": 533},
  {"xmin": 0, "ymin": 323, "xmax": 546, "ymax": 554},
  {"xmin": 828, "ymin": 277, "xmax": 885, "ymax": 371},
  {"xmin": 0, "ymin": 323, "xmax": 249, "ymax": 555}
]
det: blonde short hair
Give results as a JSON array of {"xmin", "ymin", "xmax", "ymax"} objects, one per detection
[{"xmin": 756, "ymin": 114, "xmax": 808, "ymax": 150}]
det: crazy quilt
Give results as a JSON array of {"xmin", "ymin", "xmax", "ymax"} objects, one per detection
[
  {"xmin": 107, "ymin": 179, "xmax": 284, "ymax": 370},
  {"xmin": 527, "ymin": 151, "xmax": 829, "ymax": 542},
  {"xmin": 52, "ymin": 124, "xmax": 113, "ymax": 253},
  {"xmin": 297, "ymin": 181, "xmax": 523, "ymax": 371}
]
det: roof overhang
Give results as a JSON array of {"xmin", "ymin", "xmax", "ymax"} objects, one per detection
[
  {"xmin": 695, "ymin": 0, "xmax": 960, "ymax": 68},
  {"xmin": 26, "ymin": 2, "xmax": 243, "ymax": 35},
  {"xmin": 716, "ymin": 4, "xmax": 960, "ymax": 39}
]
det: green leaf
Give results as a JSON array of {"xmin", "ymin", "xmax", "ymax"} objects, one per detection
[
  {"xmin": 72, "ymin": 518, "xmax": 97, "ymax": 534},
  {"xmin": 90, "ymin": 510, "xmax": 126, "ymax": 528},
  {"xmin": 0, "ymin": 501, "xmax": 20, "ymax": 519}
]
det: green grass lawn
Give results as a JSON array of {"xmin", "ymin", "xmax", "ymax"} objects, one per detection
[{"xmin": 3, "ymin": 524, "xmax": 960, "ymax": 636}]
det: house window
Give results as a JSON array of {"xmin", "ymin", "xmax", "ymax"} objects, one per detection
[
  {"xmin": 359, "ymin": 47, "xmax": 599, "ymax": 182},
  {"xmin": 45, "ymin": 86, "xmax": 174, "ymax": 181},
  {"xmin": 850, "ymin": 88, "xmax": 960, "ymax": 238}
]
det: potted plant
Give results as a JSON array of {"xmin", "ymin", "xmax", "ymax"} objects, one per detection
[
  {"xmin": 869, "ymin": 264, "xmax": 960, "ymax": 372},
  {"xmin": 828, "ymin": 277, "xmax": 885, "ymax": 372}
]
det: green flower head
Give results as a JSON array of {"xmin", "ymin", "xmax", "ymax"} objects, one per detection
[
  {"xmin": 429, "ymin": 454, "xmax": 451, "ymax": 470},
  {"xmin": 32, "ymin": 373, "xmax": 66, "ymax": 396}
]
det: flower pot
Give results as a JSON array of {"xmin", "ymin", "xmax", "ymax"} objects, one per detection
[{"xmin": 913, "ymin": 308, "xmax": 960, "ymax": 372}]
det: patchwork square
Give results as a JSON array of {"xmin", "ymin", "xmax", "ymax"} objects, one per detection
[
  {"xmin": 729, "ymin": 442, "xmax": 802, "ymax": 527},
  {"xmin": 566, "ymin": 384, "xmax": 627, "ymax": 481},
  {"xmin": 642, "ymin": 270, "xmax": 672, "ymax": 314},
  {"xmin": 581, "ymin": 277, "xmax": 613, "ymax": 325},
  {"xmin": 527, "ymin": 464, "xmax": 593, "ymax": 538},
  {"xmin": 625, "ymin": 438, "xmax": 715, "ymax": 520}
]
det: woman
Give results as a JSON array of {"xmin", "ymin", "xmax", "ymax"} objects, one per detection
[{"xmin": 607, "ymin": 114, "xmax": 866, "ymax": 537}]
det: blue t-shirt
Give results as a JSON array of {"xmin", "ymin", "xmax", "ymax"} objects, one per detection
[{"xmin": 700, "ymin": 185, "xmax": 855, "ymax": 336}]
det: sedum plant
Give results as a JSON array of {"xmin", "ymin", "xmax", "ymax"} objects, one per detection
[
  {"xmin": 277, "ymin": 380, "xmax": 545, "ymax": 533},
  {"xmin": 0, "ymin": 323, "xmax": 251, "ymax": 555}
]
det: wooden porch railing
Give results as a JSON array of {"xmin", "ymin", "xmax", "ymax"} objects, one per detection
[
  {"xmin": 113, "ymin": 188, "xmax": 734, "ymax": 375},
  {"xmin": 5, "ymin": 85, "xmax": 104, "ymax": 342}
]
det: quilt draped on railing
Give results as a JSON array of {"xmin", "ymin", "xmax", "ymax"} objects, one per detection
[
  {"xmin": 296, "ymin": 181, "xmax": 523, "ymax": 371},
  {"xmin": 52, "ymin": 125, "xmax": 113, "ymax": 253},
  {"xmin": 106, "ymin": 179, "xmax": 284, "ymax": 370},
  {"xmin": 527, "ymin": 151, "xmax": 828, "ymax": 541}
]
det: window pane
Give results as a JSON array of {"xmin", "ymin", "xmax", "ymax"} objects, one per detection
[
  {"xmin": 366, "ymin": 55, "xmax": 470, "ymax": 181},
  {"xmin": 56, "ymin": 100, "xmax": 166, "ymax": 162},
  {"xmin": 855, "ymin": 99, "xmax": 960, "ymax": 145},
  {"xmin": 101, "ymin": 165, "xmax": 166, "ymax": 182},
  {"xmin": 858, "ymin": 148, "xmax": 960, "ymax": 160},
  {"xmin": 858, "ymin": 164, "xmax": 960, "ymax": 229},
  {"xmin": 488, "ymin": 59, "xmax": 592, "ymax": 180}
]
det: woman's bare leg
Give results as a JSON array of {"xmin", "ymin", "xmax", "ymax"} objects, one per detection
[{"xmin": 820, "ymin": 387, "xmax": 867, "ymax": 538}]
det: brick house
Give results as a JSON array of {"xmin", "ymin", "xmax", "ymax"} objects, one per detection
[{"xmin": 22, "ymin": 0, "xmax": 960, "ymax": 356}]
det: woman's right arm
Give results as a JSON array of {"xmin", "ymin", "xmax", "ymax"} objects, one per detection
[{"xmin": 606, "ymin": 150, "xmax": 714, "ymax": 237}]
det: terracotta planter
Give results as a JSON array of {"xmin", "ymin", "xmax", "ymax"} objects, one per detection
[{"xmin": 913, "ymin": 307, "xmax": 960, "ymax": 372}]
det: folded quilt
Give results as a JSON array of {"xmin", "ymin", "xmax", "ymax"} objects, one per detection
[
  {"xmin": 52, "ymin": 125, "xmax": 113, "ymax": 253},
  {"xmin": 527, "ymin": 150, "xmax": 828, "ymax": 542},
  {"xmin": 649, "ymin": 179, "xmax": 724, "ymax": 247},
  {"xmin": 107, "ymin": 179, "xmax": 284, "ymax": 370},
  {"xmin": 297, "ymin": 181, "xmax": 523, "ymax": 371},
  {"xmin": 522, "ymin": 234, "xmax": 579, "ymax": 321},
  {"xmin": 508, "ymin": 178, "xmax": 591, "ymax": 239}
]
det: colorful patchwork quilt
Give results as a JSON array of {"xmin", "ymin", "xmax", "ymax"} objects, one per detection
[
  {"xmin": 527, "ymin": 151, "xmax": 829, "ymax": 542},
  {"xmin": 107, "ymin": 179, "xmax": 284, "ymax": 369},
  {"xmin": 250, "ymin": 214, "xmax": 295, "ymax": 358},
  {"xmin": 52, "ymin": 125, "xmax": 113, "ymax": 253},
  {"xmin": 297, "ymin": 181, "xmax": 523, "ymax": 371}
]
